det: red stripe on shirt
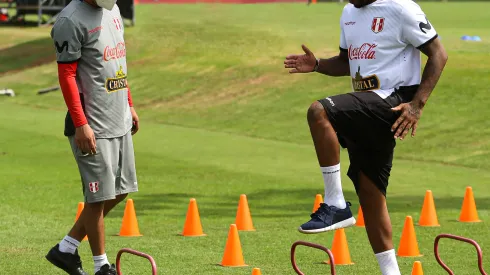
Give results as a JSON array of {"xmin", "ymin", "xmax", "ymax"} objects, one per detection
[{"xmin": 58, "ymin": 62, "xmax": 87, "ymax": 128}]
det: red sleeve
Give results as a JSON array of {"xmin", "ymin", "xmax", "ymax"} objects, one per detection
[
  {"xmin": 127, "ymin": 84, "xmax": 133, "ymax": 107},
  {"xmin": 58, "ymin": 62, "xmax": 87, "ymax": 127}
]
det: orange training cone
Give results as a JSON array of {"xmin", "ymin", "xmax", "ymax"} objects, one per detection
[
  {"xmin": 418, "ymin": 190, "xmax": 440, "ymax": 227},
  {"xmin": 220, "ymin": 224, "xmax": 247, "ymax": 267},
  {"xmin": 411, "ymin": 261, "xmax": 424, "ymax": 275},
  {"xmin": 397, "ymin": 216, "xmax": 422, "ymax": 257},
  {"xmin": 325, "ymin": 228, "xmax": 354, "ymax": 265},
  {"xmin": 459, "ymin": 186, "xmax": 481, "ymax": 223},
  {"xmin": 235, "ymin": 194, "xmax": 255, "ymax": 231},
  {"xmin": 355, "ymin": 206, "xmax": 365, "ymax": 227},
  {"xmin": 118, "ymin": 199, "xmax": 142, "ymax": 237},
  {"xmin": 75, "ymin": 202, "xmax": 84, "ymax": 221},
  {"xmin": 181, "ymin": 198, "xmax": 206, "ymax": 237},
  {"xmin": 252, "ymin": 268, "xmax": 262, "ymax": 275},
  {"xmin": 312, "ymin": 194, "xmax": 323, "ymax": 213},
  {"xmin": 75, "ymin": 202, "xmax": 88, "ymax": 241}
]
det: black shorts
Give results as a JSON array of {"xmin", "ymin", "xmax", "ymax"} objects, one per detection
[{"xmin": 318, "ymin": 85, "xmax": 418, "ymax": 196}]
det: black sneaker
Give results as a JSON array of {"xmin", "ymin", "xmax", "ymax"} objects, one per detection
[
  {"xmin": 298, "ymin": 202, "xmax": 356, "ymax": 234},
  {"xmin": 45, "ymin": 244, "xmax": 89, "ymax": 275},
  {"xmin": 95, "ymin": 264, "xmax": 117, "ymax": 275}
]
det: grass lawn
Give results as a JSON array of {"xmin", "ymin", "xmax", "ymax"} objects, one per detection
[{"xmin": 0, "ymin": 2, "xmax": 489, "ymax": 274}]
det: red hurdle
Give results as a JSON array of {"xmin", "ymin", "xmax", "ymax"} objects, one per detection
[
  {"xmin": 434, "ymin": 234, "xmax": 487, "ymax": 275},
  {"xmin": 291, "ymin": 241, "xmax": 336, "ymax": 275},
  {"xmin": 116, "ymin": 248, "xmax": 158, "ymax": 275}
]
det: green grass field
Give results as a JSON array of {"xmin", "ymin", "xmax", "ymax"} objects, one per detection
[{"xmin": 1, "ymin": 2, "xmax": 490, "ymax": 274}]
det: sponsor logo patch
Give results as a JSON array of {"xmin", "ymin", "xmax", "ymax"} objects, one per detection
[
  {"xmin": 105, "ymin": 66, "xmax": 128, "ymax": 93},
  {"xmin": 348, "ymin": 43, "xmax": 377, "ymax": 60},
  {"xmin": 103, "ymin": 42, "xmax": 126, "ymax": 61},
  {"xmin": 352, "ymin": 66, "xmax": 380, "ymax": 92}
]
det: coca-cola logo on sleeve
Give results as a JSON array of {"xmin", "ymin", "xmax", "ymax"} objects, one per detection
[
  {"xmin": 103, "ymin": 42, "xmax": 126, "ymax": 61},
  {"xmin": 348, "ymin": 43, "xmax": 377, "ymax": 60}
]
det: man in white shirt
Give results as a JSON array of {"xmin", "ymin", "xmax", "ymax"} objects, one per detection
[{"xmin": 284, "ymin": 0, "xmax": 447, "ymax": 274}]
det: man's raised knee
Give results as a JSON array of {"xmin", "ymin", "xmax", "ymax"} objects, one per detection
[{"xmin": 307, "ymin": 101, "xmax": 329, "ymax": 125}]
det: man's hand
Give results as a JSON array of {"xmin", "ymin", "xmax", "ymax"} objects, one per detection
[
  {"xmin": 130, "ymin": 106, "xmax": 139, "ymax": 135},
  {"xmin": 390, "ymin": 37, "xmax": 448, "ymax": 141},
  {"xmin": 391, "ymin": 102, "xmax": 423, "ymax": 140},
  {"xmin": 75, "ymin": 124, "xmax": 96, "ymax": 155},
  {"xmin": 284, "ymin": 44, "xmax": 317, "ymax": 73}
]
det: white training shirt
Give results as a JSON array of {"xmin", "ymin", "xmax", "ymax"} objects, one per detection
[{"xmin": 339, "ymin": 0, "xmax": 438, "ymax": 99}]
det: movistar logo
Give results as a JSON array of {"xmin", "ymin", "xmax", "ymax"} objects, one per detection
[
  {"xmin": 419, "ymin": 17, "xmax": 432, "ymax": 34},
  {"xmin": 55, "ymin": 41, "xmax": 68, "ymax": 53}
]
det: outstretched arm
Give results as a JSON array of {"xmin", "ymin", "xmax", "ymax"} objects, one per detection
[
  {"xmin": 315, "ymin": 49, "xmax": 350, "ymax": 77},
  {"xmin": 284, "ymin": 45, "xmax": 350, "ymax": 76},
  {"xmin": 391, "ymin": 38, "xmax": 448, "ymax": 139}
]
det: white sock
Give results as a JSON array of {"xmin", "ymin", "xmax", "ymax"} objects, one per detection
[
  {"xmin": 93, "ymin": 254, "xmax": 110, "ymax": 273},
  {"xmin": 321, "ymin": 164, "xmax": 346, "ymax": 209},
  {"xmin": 375, "ymin": 249, "xmax": 401, "ymax": 275},
  {"xmin": 58, "ymin": 235, "xmax": 80, "ymax": 255}
]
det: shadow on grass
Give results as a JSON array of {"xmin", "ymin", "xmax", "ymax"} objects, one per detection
[
  {"xmin": 107, "ymin": 188, "xmax": 490, "ymax": 219},
  {"xmin": 0, "ymin": 37, "xmax": 55, "ymax": 75}
]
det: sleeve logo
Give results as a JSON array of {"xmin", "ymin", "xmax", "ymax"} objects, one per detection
[
  {"xmin": 54, "ymin": 41, "xmax": 68, "ymax": 53},
  {"xmin": 419, "ymin": 17, "xmax": 432, "ymax": 34}
]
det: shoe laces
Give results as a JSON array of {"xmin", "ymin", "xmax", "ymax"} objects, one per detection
[
  {"xmin": 71, "ymin": 250, "xmax": 83, "ymax": 267},
  {"xmin": 310, "ymin": 203, "xmax": 332, "ymax": 220},
  {"xmin": 106, "ymin": 264, "xmax": 117, "ymax": 275}
]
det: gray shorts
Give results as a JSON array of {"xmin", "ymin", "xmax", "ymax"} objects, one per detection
[{"xmin": 69, "ymin": 130, "xmax": 138, "ymax": 203}]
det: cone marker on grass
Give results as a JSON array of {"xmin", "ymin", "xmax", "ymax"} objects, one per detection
[
  {"xmin": 235, "ymin": 194, "xmax": 255, "ymax": 231},
  {"xmin": 325, "ymin": 228, "xmax": 354, "ymax": 265},
  {"xmin": 397, "ymin": 216, "xmax": 422, "ymax": 257},
  {"xmin": 75, "ymin": 202, "xmax": 88, "ymax": 241},
  {"xmin": 312, "ymin": 194, "xmax": 323, "ymax": 213},
  {"xmin": 459, "ymin": 186, "xmax": 481, "ymax": 223},
  {"xmin": 118, "ymin": 199, "xmax": 142, "ymax": 237},
  {"xmin": 181, "ymin": 198, "xmax": 206, "ymax": 237},
  {"xmin": 220, "ymin": 224, "xmax": 247, "ymax": 267},
  {"xmin": 355, "ymin": 206, "xmax": 365, "ymax": 227},
  {"xmin": 411, "ymin": 261, "xmax": 424, "ymax": 275},
  {"xmin": 418, "ymin": 190, "xmax": 440, "ymax": 227}
]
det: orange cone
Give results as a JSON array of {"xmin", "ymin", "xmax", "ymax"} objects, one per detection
[
  {"xmin": 418, "ymin": 190, "xmax": 440, "ymax": 226},
  {"xmin": 235, "ymin": 194, "xmax": 255, "ymax": 231},
  {"xmin": 325, "ymin": 228, "xmax": 354, "ymax": 265},
  {"xmin": 397, "ymin": 216, "xmax": 422, "ymax": 257},
  {"xmin": 220, "ymin": 224, "xmax": 247, "ymax": 267},
  {"xmin": 355, "ymin": 206, "xmax": 365, "ymax": 227},
  {"xmin": 118, "ymin": 199, "xmax": 142, "ymax": 237},
  {"xmin": 75, "ymin": 202, "xmax": 84, "ymax": 221},
  {"xmin": 411, "ymin": 261, "xmax": 424, "ymax": 275},
  {"xmin": 74, "ymin": 202, "xmax": 88, "ymax": 241},
  {"xmin": 459, "ymin": 187, "xmax": 481, "ymax": 223},
  {"xmin": 252, "ymin": 268, "xmax": 262, "ymax": 275},
  {"xmin": 312, "ymin": 194, "xmax": 323, "ymax": 213},
  {"xmin": 181, "ymin": 198, "xmax": 206, "ymax": 237}
]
